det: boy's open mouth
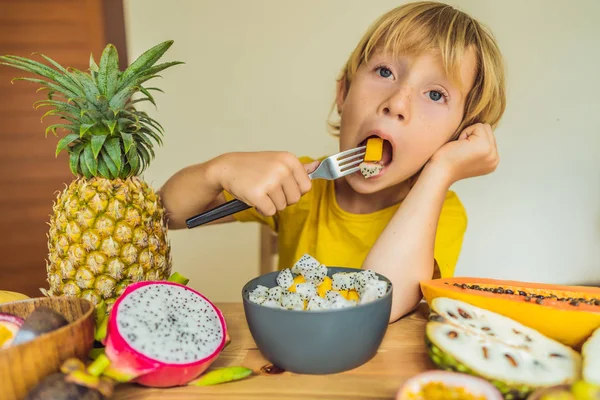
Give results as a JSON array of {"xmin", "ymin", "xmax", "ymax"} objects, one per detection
[
  {"xmin": 355, "ymin": 134, "xmax": 393, "ymax": 179},
  {"xmin": 358, "ymin": 134, "xmax": 393, "ymax": 166}
]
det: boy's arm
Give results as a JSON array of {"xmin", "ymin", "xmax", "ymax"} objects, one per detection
[
  {"xmin": 362, "ymin": 162, "xmax": 453, "ymax": 322},
  {"xmin": 158, "ymin": 152, "xmax": 317, "ymax": 230},
  {"xmin": 363, "ymin": 123, "xmax": 499, "ymax": 323},
  {"xmin": 158, "ymin": 157, "xmax": 234, "ymax": 230}
]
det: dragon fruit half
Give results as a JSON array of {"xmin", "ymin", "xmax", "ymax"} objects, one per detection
[{"xmin": 100, "ymin": 280, "xmax": 228, "ymax": 388}]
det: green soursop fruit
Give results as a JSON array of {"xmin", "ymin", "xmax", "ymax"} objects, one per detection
[
  {"xmin": 425, "ymin": 297, "xmax": 582, "ymax": 400},
  {"xmin": 582, "ymin": 326, "xmax": 600, "ymax": 386}
]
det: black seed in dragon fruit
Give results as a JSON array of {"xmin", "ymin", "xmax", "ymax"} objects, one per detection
[
  {"xmin": 295, "ymin": 282, "xmax": 317, "ymax": 300},
  {"xmin": 292, "ymin": 253, "xmax": 320, "ymax": 274},
  {"xmin": 276, "ymin": 268, "xmax": 294, "ymax": 289},
  {"xmin": 332, "ymin": 272, "xmax": 356, "ymax": 291},
  {"xmin": 359, "ymin": 162, "xmax": 383, "ymax": 178},
  {"xmin": 301, "ymin": 264, "xmax": 327, "ymax": 285},
  {"xmin": 281, "ymin": 292, "xmax": 304, "ymax": 310}
]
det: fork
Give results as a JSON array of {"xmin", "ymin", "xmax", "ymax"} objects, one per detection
[{"xmin": 185, "ymin": 146, "xmax": 366, "ymax": 228}]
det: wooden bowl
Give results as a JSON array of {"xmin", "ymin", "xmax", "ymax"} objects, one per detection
[{"xmin": 0, "ymin": 297, "xmax": 95, "ymax": 400}]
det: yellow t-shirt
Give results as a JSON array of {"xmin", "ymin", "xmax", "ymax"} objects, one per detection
[{"xmin": 223, "ymin": 156, "xmax": 468, "ymax": 278}]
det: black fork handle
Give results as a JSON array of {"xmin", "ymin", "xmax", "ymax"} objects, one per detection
[{"xmin": 185, "ymin": 199, "xmax": 251, "ymax": 228}]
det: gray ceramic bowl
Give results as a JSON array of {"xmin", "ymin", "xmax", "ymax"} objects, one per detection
[{"xmin": 241, "ymin": 267, "xmax": 393, "ymax": 374}]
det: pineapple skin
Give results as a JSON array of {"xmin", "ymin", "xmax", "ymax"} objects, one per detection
[{"xmin": 43, "ymin": 176, "xmax": 172, "ymax": 313}]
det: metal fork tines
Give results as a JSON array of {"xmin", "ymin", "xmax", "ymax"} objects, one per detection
[
  {"xmin": 308, "ymin": 146, "xmax": 366, "ymax": 180},
  {"xmin": 185, "ymin": 146, "xmax": 366, "ymax": 229}
]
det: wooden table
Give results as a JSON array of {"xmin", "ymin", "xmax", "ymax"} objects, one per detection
[{"xmin": 113, "ymin": 302, "xmax": 435, "ymax": 400}]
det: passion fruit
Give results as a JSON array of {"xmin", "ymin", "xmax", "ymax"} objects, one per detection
[
  {"xmin": 0, "ymin": 312, "xmax": 24, "ymax": 348},
  {"xmin": 395, "ymin": 370, "xmax": 503, "ymax": 400}
]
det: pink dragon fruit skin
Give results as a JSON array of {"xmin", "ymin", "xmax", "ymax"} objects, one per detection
[{"xmin": 102, "ymin": 280, "xmax": 228, "ymax": 388}]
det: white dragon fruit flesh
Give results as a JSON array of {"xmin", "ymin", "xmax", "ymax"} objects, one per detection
[
  {"xmin": 354, "ymin": 269, "xmax": 378, "ymax": 293},
  {"xmin": 295, "ymin": 282, "xmax": 317, "ymax": 300},
  {"xmin": 247, "ymin": 253, "xmax": 390, "ymax": 311},
  {"xmin": 266, "ymin": 286, "xmax": 283, "ymax": 302},
  {"xmin": 325, "ymin": 290, "xmax": 345, "ymax": 302},
  {"xmin": 291, "ymin": 253, "xmax": 320, "ymax": 274},
  {"xmin": 359, "ymin": 280, "xmax": 389, "ymax": 304},
  {"xmin": 359, "ymin": 161, "xmax": 383, "ymax": 178},
  {"xmin": 281, "ymin": 292, "xmax": 304, "ymax": 310},
  {"xmin": 323, "ymin": 289, "xmax": 353, "ymax": 309},
  {"xmin": 329, "ymin": 296, "xmax": 357, "ymax": 309},
  {"xmin": 248, "ymin": 284, "xmax": 269, "ymax": 304},
  {"xmin": 276, "ymin": 268, "xmax": 294, "ymax": 289},
  {"xmin": 331, "ymin": 272, "xmax": 356, "ymax": 291},
  {"xmin": 301, "ymin": 264, "xmax": 327, "ymax": 285},
  {"xmin": 306, "ymin": 294, "xmax": 331, "ymax": 310},
  {"xmin": 262, "ymin": 298, "xmax": 282, "ymax": 308},
  {"xmin": 426, "ymin": 297, "xmax": 582, "ymax": 399},
  {"xmin": 102, "ymin": 281, "xmax": 228, "ymax": 388}
]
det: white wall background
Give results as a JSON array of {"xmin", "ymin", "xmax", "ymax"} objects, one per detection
[{"xmin": 122, "ymin": 0, "xmax": 600, "ymax": 302}]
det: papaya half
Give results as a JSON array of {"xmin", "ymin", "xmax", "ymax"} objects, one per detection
[{"xmin": 420, "ymin": 277, "xmax": 600, "ymax": 350}]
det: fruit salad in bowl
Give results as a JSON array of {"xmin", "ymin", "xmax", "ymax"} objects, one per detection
[
  {"xmin": 247, "ymin": 253, "xmax": 390, "ymax": 311},
  {"xmin": 242, "ymin": 253, "xmax": 393, "ymax": 374}
]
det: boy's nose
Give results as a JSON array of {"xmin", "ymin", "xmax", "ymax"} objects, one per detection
[{"xmin": 379, "ymin": 89, "xmax": 411, "ymax": 122}]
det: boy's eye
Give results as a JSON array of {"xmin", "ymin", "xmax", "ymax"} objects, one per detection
[
  {"xmin": 376, "ymin": 67, "xmax": 393, "ymax": 78},
  {"xmin": 428, "ymin": 91, "xmax": 444, "ymax": 102}
]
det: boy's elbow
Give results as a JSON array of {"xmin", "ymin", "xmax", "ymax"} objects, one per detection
[{"xmin": 388, "ymin": 295, "xmax": 423, "ymax": 324}]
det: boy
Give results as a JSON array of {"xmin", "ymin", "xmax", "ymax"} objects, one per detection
[{"xmin": 159, "ymin": 1, "xmax": 506, "ymax": 322}]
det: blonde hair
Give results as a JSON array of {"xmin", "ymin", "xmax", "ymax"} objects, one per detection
[{"xmin": 328, "ymin": 1, "xmax": 506, "ymax": 139}]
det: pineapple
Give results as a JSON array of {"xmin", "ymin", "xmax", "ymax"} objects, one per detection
[{"xmin": 0, "ymin": 41, "xmax": 183, "ymax": 314}]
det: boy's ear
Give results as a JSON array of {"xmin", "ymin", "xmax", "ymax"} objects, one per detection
[{"xmin": 335, "ymin": 77, "xmax": 348, "ymax": 115}]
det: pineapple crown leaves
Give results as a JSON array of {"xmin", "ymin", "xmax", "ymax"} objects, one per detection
[{"xmin": 0, "ymin": 40, "xmax": 184, "ymax": 180}]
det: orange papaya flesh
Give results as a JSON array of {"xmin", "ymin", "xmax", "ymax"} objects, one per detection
[{"xmin": 420, "ymin": 276, "xmax": 600, "ymax": 350}]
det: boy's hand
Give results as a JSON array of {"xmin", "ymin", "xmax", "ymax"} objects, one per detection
[
  {"xmin": 210, "ymin": 151, "xmax": 319, "ymax": 216},
  {"xmin": 429, "ymin": 123, "xmax": 499, "ymax": 184}
]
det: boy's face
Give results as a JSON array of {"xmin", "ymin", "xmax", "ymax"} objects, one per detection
[{"xmin": 337, "ymin": 47, "xmax": 478, "ymax": 193}]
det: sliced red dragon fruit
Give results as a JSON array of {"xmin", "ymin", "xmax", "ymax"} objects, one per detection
[{"xmin": 101, "ymin": 280, "xmax": 228, "ymax": 388}]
